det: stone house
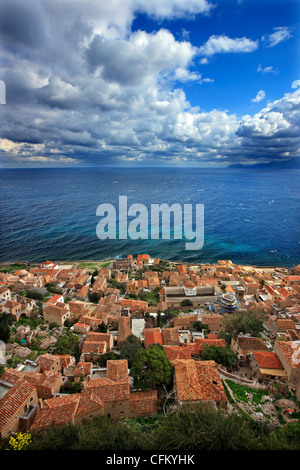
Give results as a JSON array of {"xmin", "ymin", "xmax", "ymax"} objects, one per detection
[
  {"xmin": 249, "ymin": 351, "xmax": 287, "ymax": 382},
  {"xmin": 274, "ymin": 340, "xmax": 300, "ymax": 387},
  {"xmin": 172, "ymin": 359, "xmax": 227, "ymax": 408},
  {"xmin": 0, "ymin": 378, "xmax": 39, "ymax": 438}
]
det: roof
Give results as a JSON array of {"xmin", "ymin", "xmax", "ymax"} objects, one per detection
[
  {"xmin": 161, "ymin": 327, "xmax": 180, "ymax": 345},
  {"xmin": 30, "ymin": 395, "xmax": 80, "ymax": 432},
  {"xmin": 276, "ymin": 319, "xmax": 296, "ymax": 332},
  {"xmin": 106, "ymin": 360, "xmax": 129, "ymax": 383},
  {"xmin": 177, "ymin": 265, "xmax": 187, "ymax": 274},
  {"xmin": 44, "ymin": 294, "xmax": 63, "ymax": 305},
  {"xmin": 234, "ymin": 336, "xmax": 268, "ymax": 351},
  {"xmin": 163, "ymin": 345, "xmax": 191, "ymax": 361},
  {"xmin": 137, "ymin": 254, "xmax": 150, "ymax": 261},
  {"xmin": 144, "ymin": 329, "xmax": 163, "ymax": 346},
  {"xmin": 118, "ymin": 316, "xmax": 131, "ymax": 344},
  {"xmin": 195, "ymin": 338, "xmax": 226, "ymax": 352},
  {"xmin": 0, "ymin": 378, "xmax": 36, "ymax": 432},
  {"xmin": 173, "ymin": 359, "xmax": 227, "ymax": 403},
  {"xmin": 37, "ymin": 354, "xmax": 61, "ymax": 371},
  {"xmin": 253, "ymin": 351, "xmax": 284, "ymax": 370},
  {"xmin": 275, "ymin": 340, "xmax": 300, "ymax": 369}
]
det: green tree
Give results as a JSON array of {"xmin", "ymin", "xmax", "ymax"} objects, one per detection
[
  {"xmin": 98, "ymin": 352, "xmax": 119, "ymax": 367},
  {"xmin": 180, "ymin": 299, "xmax": 193, "ymax": 307},
  {"xmin": 88, "ymin": 292, "xmax": 101, "ymax": 304},
  {"xmin": 119, "ymin": 334, "xmax": 143, "ymax": 367},
  {"xmin": 150, "ymin": 404, "xmax": 262, "ymax": 450},
  {"xmin": 192, "ymin": 321, "xmax": 209, "ymax": 332},
  {"xmin": 53, "ymin": 331, "xmax": 80, "ymax": 358},
  {"xmin": 130, "ymin": 344, "xmax": 173, "ymax": 390},
  {"xmin": 0, "ymin": 313, "xmax": 13, "ymax": 343},
  {"xmin": 96, "ymin": 321, "xmax": 108, "ymax": 333},
  {"xmin": 201, "ymin": 345, "xmax": 237, "ymax": 367},
  {"xmin": 218, "ymin": 309, "xmax": 267, "ymax": 345}
]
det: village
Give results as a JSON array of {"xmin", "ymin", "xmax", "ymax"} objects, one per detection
[{"xmin": 0, "ymin": 254, "xmax": 300, "ymax": 439}]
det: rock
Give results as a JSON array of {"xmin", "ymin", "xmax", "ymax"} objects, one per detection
[
  {"xmin": 15, "ymin": 325, "xmax": 31, "ymax": 339},
  {"xmin": 39, "ymin": 336, "xmax": 57, "ymax": 349},
  {"xmin": 14, "ymin": 346, "xmax": 31, "ymax": 358}
]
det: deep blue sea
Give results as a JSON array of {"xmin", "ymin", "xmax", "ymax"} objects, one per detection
[{"xmin": 0, "ymin": 167, "xmax": 299, "ymax": 267}]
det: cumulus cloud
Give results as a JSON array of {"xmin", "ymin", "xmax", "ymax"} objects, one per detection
[
  {"xmin": 198, "ymin": 34, "xmax": 258, "ymax": 56},
  {"xmin": 292, "ymin": 80, "xmax": 300, "ymax": 89}
]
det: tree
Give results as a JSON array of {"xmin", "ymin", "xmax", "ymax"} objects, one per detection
[
  {"xmin": 88, "ymin": 292, "xmax": 101, "ymax": 304},
  {"xmin": 218, "ymin": 309, "xmax": 267, "ymax": 345},
  {"xmin": 130, "ymin": 344, "xmax": 173, "ymax": 390},
  {"xmin": 0, "ymin": 313, "xmax": 13, "ymax": 343},
  {"xmin": 201, "ymin": 345, "xmax": 237, "ymax": 367},
  {"xmin": 96, "ymin": 322, "xmax": 108, "ymax": 333},
  {"xmin": 180, "ymin": 299, "xmax": 193, "ymax": 307},
  {"xmin": 98, "ymin": 352, "xmax": 119, "ymax": 367},
  {"xmin": 53, "ymin": 331, "xmax": 80, "ymax": 358},
  {"xmin": 192, "ymin": 321, "xmax": 209, "ymax": 332},
  {"xmin": 119, "ymin": 334, "xmax": 143, "ymax": 367}
]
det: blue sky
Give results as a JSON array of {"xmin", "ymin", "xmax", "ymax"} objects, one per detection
[{"xmin": 0, "ymin": 0, "xmax": 299, "ymax": 167}]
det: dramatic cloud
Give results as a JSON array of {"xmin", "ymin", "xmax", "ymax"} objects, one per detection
[{"xmin": 0, "ymin": 0, "xmax": 298, "ymax": 168}]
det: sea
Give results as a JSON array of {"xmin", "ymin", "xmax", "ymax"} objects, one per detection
[{"xmin": 0, "ymin": 167, "xmax": 299, "ymax": 267}]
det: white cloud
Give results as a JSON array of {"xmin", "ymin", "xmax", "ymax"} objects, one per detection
[
  {"xmin": 251, "ymin": 90, "xmax": 266, "ymax": 103},
  {"xmin": 198, "ymin": 34, "xmax": 258, "ymax": 56},
  {"xmin": 292, "ymin": 80, "xmax": 300, "ymax": 89},
  {"xmin": 262, "ymin": 26, "xmax": 293, "ymax": 47},
  {"xmin": 257, "ymin": 64, "xmax": 279, "ymax": 74},
  {"xmin": 134, "ymin": 0, "xmax": 214, "ymax": 19}
]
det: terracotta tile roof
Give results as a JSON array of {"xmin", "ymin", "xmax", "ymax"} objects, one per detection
[
  {"xmin": 75, "ymin": 389, "xmax": 104, "ymax": 418},
  {"xmin": 30, "ymin": 395, "xmax": 80, "ymax": 432},
  {"xmin": 161, "ymin": 327, "xmax": 180, "ymax": 345},
  {"xmin": 37, "ymin": 354, "xmax": 61, "ymax": 371},
  {"xmin": 253, "ymin": 351, "xmax": 284, "ymax": 369},
  {"xmin": 83, "ymin": 361, "xmax": 131, "ymax": 402},
  {"xmin": 163, "ymin": 345, "xmax": 191, "ymax": 361},
  {"xmin": 118, "ymin": 316, "xmax": 132, "ymax": 344},
  {"xmin": 43, "ymin": 304, "xmax": 69, "ymax": 318},
  {"xmin": 74, "ymin": 362, "xmax": 92, "ymax": 377},
  {"xmin": 234, "ymin": 336, "xmax": 268, "ymax": 351},
  {"xmin": 82, "ymin": 341, "xmax": 107, "ymax": 355},
  {"xmin": 180, "ymin": 342, "xmax": 200, "ymax": 356},
  {"xmin": 195, "ymin": 338, "xmax": 226, "ymax": 352},
  {"xmin": 177, "ymin": 265, "xmax": 187, "ymax": 274},
  {"xmin": 144, "ymin": 329, "xmax": 163, "ymax": 346},
  {"xmin": 0, "ymin": 378, "xmax": 36, "ymax": 432},
  {"xmin": 276, "ymin": 319, "xmax": 296, "ymax": 332},
  {"xmin": 173, "ymin": 315, "xmax": 197, "ymax": 328},
  {"xmin": 106, "ymin": 360, "xmax": 129, "ymax": 383},
  {"xmin": 137, "ymin": 254, "xmax": 150, "ymax": 261},
  {"xmin": 173, "ymin": 359, "xmax": 227, "ymax": 404},
  {"xmin": 275, "ymin": 341, "xmax": 300, "ymax": 369},
  {"xmin": 85, "ymin": 332, "xmax": 112, "ymax": 348}
]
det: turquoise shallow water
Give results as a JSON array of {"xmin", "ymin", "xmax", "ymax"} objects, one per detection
[{"xmin": 0, "ymin": 167, "xmax": 299, "ymax": 267}]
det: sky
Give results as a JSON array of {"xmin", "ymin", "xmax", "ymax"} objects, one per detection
[{"xmin": 0, "ymin": 0, "xmax": 299, "ymax": 168}]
